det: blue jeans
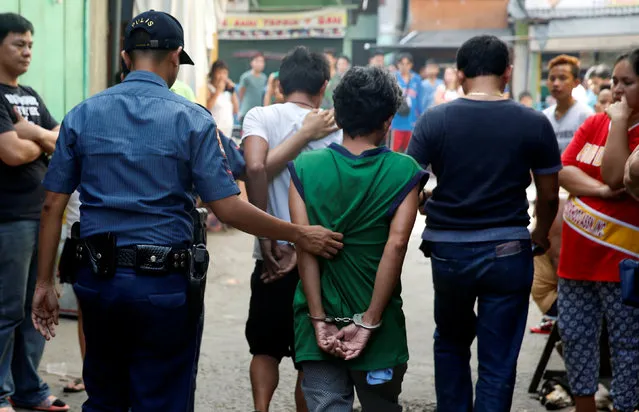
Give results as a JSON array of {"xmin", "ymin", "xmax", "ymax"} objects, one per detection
[
  {"xmin": 429, "ymin": 240, "xmax": 533, "ymax": 412},
  {"xmin": 0, "ymin": 220, "xmax": 50, "ymax": 407},
  {"xmin": 74, "ymin": 266, "xmax": 204, "ymax": 412}
]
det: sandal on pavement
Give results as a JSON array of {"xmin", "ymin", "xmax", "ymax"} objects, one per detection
[
  {"xmin": 63, "ymin": 377, "xmax": 85, "ymax": 393},
  {"xmin": 10, "ymin": 395, "xmax": 69, "ymax": 412}
]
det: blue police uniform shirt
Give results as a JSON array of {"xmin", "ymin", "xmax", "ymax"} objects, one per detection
[{"xmin": 43, "ymin": 70, "xmax": 240, "ymax": 247}]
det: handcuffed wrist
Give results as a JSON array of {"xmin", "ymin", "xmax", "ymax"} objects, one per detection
[
  {"xmin": 308, "ymin": 313, "xmax": 328, "ymax": 322},
  {"xmin": 353, "ymin": 313, "xmax": 382, "ymax": 330}
]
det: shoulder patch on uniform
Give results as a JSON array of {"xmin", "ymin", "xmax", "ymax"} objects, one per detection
[{"xmin": 196, "ymin": 103, "xmax": 212, "ymax": 115}]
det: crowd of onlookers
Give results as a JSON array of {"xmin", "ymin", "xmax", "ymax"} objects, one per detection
[{"xmin": 201, "ymin": 47, "xmax": 618, "ymax": 159}]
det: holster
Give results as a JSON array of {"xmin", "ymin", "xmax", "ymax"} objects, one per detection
[
  {"xmin": 82, "ymin": 232, "xmax": 118, "ymax": 279},
  {"xmin": 187, "ymin": 208, "xmax": 210, "ymax": 321},
  {"xmin": 58, "ymin": 223, "xmax": 81, "ymax": 284},
  {"xmin": 188, "ymin": 244, "xmax": 209, "ymax": 321},
  {"xmin": 191, "ymin": 208, "xmax": 208, "ymax": 246}
]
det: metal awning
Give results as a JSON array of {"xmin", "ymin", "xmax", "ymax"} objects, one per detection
[
  {"xmin": 523, "ymin": 5, "xmax": 639, "ymax": 20},
  {"xmin": 529, "ymin": 15, "xmax": 639, "ymax": 51},
  {"xmin": 369, "ymin": 28, "xmax": 513, "ymax": 50}
]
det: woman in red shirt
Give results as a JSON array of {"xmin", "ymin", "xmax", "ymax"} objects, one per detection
[{"xmin": 558, "ymin": 52, "xmax": 639, "ymax": 412}]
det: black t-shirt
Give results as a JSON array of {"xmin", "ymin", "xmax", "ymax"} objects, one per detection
[
  {"xmin": 407, "ymin": 98, "xmax": 562, "ymax": 231},
  {"xmin": 0, "ymin": 84, "xmax": 58, "ymax": 222}
]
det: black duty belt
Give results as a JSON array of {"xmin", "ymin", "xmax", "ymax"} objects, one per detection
[
  {"xmin": 117, "ymin": 246, "xmax": 190, "ymax": 273},
  {"xmin": 76, "ymin": 242, "xmax": 190, "ymax": 275}
]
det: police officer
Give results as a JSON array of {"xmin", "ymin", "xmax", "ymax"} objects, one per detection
[{"xmin": 31, "ymin": 10, "xmax": 343, "ymax": 412}]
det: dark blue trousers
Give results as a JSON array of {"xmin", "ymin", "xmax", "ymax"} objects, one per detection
[
  {"xmin": 428, "ymin": 240, "xmax": 533, "ymax": 412},
  {"xmin": 74, "ymin": 267, "xmax": 203, "ymax": 412}
]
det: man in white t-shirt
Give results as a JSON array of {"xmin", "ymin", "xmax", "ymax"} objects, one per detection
[
  {"xmin": 531, "ymin": 54, "xmax": 594, "ymax": 334},
  {"xmin": 543, "ymin": 55, "xmax": 594, "ymax": 153},
  {"xmin": 242, "ymin": 46, "xmax": 342, "ymax": 412}
]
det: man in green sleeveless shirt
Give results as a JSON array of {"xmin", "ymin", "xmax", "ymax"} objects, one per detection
[{"xmin": 288, "ymin": 66, "xmax": 428, "ymax": 412}]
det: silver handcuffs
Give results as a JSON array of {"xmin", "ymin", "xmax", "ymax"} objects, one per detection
[{"xmin": 307, "ymin": 313, "xmax": 382, "ymax": 330}]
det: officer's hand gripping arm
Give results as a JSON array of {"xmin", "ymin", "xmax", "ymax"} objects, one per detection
[{"xmin": 207, "ymin": 195, "xmax": 343, "ymax": 259}]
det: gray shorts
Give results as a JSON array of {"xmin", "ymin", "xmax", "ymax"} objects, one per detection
[{"xmin": 301, "ymin": 361, "xmax": 407, "ymax": 412}]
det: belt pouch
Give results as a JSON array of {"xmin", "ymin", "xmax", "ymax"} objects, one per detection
[
  {"xmin": 135, "ymin": 245, "xmax": 172, "ymax": 275},
  {"xmin": 85, "ymin": 233, "xmax": 117, "ymax": 278}
]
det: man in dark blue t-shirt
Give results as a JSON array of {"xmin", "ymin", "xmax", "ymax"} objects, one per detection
[{"xmin": 407, "ymin": 35, "xmax": 561, "ymax": 411}]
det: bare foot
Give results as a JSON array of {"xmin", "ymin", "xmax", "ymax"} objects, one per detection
[{"xmin": 64, "ymin": 377, "xmax": 85, "ymax": 393}]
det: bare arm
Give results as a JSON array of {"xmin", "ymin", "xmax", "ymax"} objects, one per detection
[
  {"xmin": 265, "ymin": 110, "xmax": 338, "ymax": 179},
  {"xmin": 231, "ymin": 92, "xmax": 239, "ymax": 115},
  {"xmin": 32, "ymin": 128, "xmax": 58, "ymax": 154},
  {"xmin": 33, "ymin": 191, "xmax": 70, "ymax": 339},
  {"xmin": 37, "ymin": 191, "xmax": 71, "ymax": 287},
  {"xmin": 602, "ymin": 117, "xmax": 631, "ymax": 189},
  {"xmin": 239, "ymin": 87, "xmax": 246, "ymax": 104},
  {"xmin": 532, "ymin": 173, "xmax": 560, "ymax": 250},
  {"xmin": 13, "ymin": 108, "xmax": 58, "ymax": 154},
  {"xmin": 559, "ymin": 165, "xmax": 609, "ymax": 197},
  {"xmin": 625, "ymin": 146, "xmax": 639, "ymax": 199},
  {"xmin": 263, "ymin": 74, "xmax": 275, "ymax": 107},
  {"xmin": 362, "ymin": 187, "xmax": 419, "ymax": 325},
  {"xmin": 289, "ymin": 182, "xmax": 325, "ymax": 317},
  {"xmin": 265, "ymin": 129, "xmax": 313, "ymax": 178},
  {"xmin": 243, "ymin": 134, "xmax": 285, "ymax": 275},
  {"xmin": 0, "ymin": 130, "xmax": 43, "ymax": 166},
  {"xmin": 244, "ymin": 135, "xmax": 269, "ymax": 212},
  {"xmin": 207, "ymin": 194, "xmax": 343, "ymax": 258},
  {"xmin": 263, "ymin": 88, "xmax": 273, "ymax": 107},
  {"xmin": 363, "ymin": 187, "xmax": 419, "ymax": 325}
]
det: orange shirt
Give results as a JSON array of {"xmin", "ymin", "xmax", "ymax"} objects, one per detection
[{"xmin": 558, "ymin": 113, "xmax": 639, "ymax": 282}]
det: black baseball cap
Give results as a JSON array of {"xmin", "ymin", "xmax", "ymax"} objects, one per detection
[{"xmin": 124, "ymin": 10, "xmax": 194, "ymax": 65}]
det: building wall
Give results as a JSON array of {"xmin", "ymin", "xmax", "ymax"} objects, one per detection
[
  {"xmin": 1, "ymin": 0, "xmax": 88, "ymax": 121},
  {"xmin": 409, "ymin": 0, "xmax": 509, "ymax": 31},
  {"xmin": 89, "ymin": 0, "xmax": 109, "ymax": 96}
]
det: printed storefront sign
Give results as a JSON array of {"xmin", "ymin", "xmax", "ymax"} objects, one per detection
[{"xmin": 219, "ymin": 8, "xmax": 348, "ymax": 40}]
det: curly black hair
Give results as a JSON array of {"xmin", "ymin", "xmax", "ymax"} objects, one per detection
[{"xmin": 333, "ymin": 66, "xmax": 402, "ymax": 138}]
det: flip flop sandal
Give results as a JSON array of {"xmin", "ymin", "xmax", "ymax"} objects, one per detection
[
  {"xmin": 63, "ymin": 377, "xmax": 85, "ymax": 393},
  {"xmin": 10, "ymin": 396, "xmax": 69, "ymax": 412}
]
